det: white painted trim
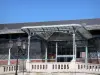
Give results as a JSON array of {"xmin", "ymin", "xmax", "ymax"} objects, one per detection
[{"xmin": 22, "ymin": 24, "xmax": 81, "ymax": 29}]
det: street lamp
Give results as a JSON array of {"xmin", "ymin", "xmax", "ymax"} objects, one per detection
[
  {"xmin": 15, "ymin": 38, "xmax": 26, "ymax": 75},
  {"xmin": 8, "ymin": 40, "xmax": 13, "ymax": 65},
  {"xmin": 22, "ymin": 41, "xmax": 26, "ymax": 55},
  {"xmin": 15, "ymin": 38, "xmax": 21, "ymax": 75},
  {"xmin": 22, "ymin": 41, "xmax": 26, "ymax": 75}
]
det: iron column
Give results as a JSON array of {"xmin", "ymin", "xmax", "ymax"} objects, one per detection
[
  {"xmin": 72, "ymin": 33, "xmax": 76, "ymax": 61},
  {"xmin": 8, "ymin": 48, "xmax": 11, "ymax": 65},
  {"xmin": 56, "ymin": 42, "xmax": 58, "ymax": 62},
  {"xmin": 85, "ymin": 46, "xmax": 88, "ymax": 64},
  {"xmin": 45, "ymin": 46, "xmax": 48, "ymax": 62},
  {"xmin": 8, "ymin": 40, "xmax": 13, "ymax": 65},
  {"xmin": 27, "ymin": 35, "xmax": 31, "ymax": 62}
]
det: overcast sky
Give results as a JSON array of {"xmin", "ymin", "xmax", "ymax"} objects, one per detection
[{"xmin": 0, "ymin": 0, "xmax": 100, "ymax": 24}]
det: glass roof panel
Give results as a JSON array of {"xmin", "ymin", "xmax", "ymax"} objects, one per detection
[{"xmin": 21, "ymin": 24, "xmax": 92, "ymax": 40}]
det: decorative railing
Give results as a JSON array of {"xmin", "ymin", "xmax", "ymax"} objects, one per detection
[
  {"xmin": 30, "ymin": 62, "xmax": 70, "ymax": 72},
  {"xmin": 26, "ymin": 61, "xmax": 100, "ymax": 74},
  {"xmin": 77, "ymin": 62, "xmax": 100, "ymax": 74},
  {"xmin": 0, "ymin": 65, "xmax": 19, "ymax": 74},
  {"xmin": 0, "ymin": 62, "xmax": 100, "ymax": 74}
]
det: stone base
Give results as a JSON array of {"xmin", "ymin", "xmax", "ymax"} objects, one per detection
[{"xmin": 16, "ymin": 72, "xmax": 97, "ymax": 75}]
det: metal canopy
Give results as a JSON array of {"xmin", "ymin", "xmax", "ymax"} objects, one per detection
[{"xmin": 21, "ymin": 24, "xmax": 92, "ymax": 40}]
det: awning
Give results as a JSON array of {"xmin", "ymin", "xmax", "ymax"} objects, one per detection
[{"xmin": 21, "ymin": 24, "xmax": 92, "ymax": 40}]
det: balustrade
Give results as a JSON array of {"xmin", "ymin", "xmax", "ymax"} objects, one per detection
[
  {"xmin": 0, "ymin": 62, "xmax": 100, "ymax": 74},
  {"xmin": 0, "ymin": 65, "xmax": 19, "ymax": 74},
  {"xmin": 27, "ymin": 62, "xmax": 100, "ymax": 74}
]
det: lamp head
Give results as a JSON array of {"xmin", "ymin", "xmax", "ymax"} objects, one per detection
[
  {"xmin": 8, "ymin": 40, "xmax": 13, "ymax": 48},
  {"xmin": 22, "ymin": 41, "xmax": 26, "ymax": 50},
  {"xmin": 16, "ymin": 38, "xmax": 21, "ymax": 47}
]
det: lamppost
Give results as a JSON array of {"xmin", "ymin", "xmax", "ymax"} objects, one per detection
[
  {"xmin": 15, "ymin": 38, "xmax": 21, "ymax": 75},
  {"xmin": 22, "ymin": 41, "xmax": 26, "ymax": 75},
  {"xmin": 15, "ymin": 38, "xmax": 26, "ymax": 75},
  {"xmin": 8, "ymin": 40, "xmax": 13, "ymax": 65}
]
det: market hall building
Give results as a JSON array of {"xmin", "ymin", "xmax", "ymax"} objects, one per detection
[{"xmin": 0, "ymin": 18, "xmax": 100, "ymax": 65}]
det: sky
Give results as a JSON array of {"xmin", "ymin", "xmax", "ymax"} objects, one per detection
[{"xmin": 0, "ymin": 0, "xmax": 100, "ymax": 24}]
